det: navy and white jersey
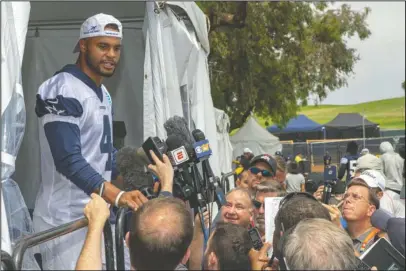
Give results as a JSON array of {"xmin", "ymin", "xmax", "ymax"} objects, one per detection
[
  {"xmin": 33, "ymin": 64, "xmax": 118, "ymax": 226},
  {"xmin": 340, "ymin": 154, "xmax": 360, "ymax": 182}
]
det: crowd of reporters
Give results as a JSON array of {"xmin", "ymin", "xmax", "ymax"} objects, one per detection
[{"xmin": 74, "ymin": 140, "xmax": 404, "ymax": 270}]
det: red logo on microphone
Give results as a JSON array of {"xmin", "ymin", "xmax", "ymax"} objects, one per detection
[
  {"xmin": 177, "ymin": 152, "xmax": 184, "ymax": 160},
  {"xmin": 171, "ymin": 146, "xmax": 189, "ymax": 165}
]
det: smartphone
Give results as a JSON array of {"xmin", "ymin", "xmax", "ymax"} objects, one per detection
[
  {"xmin": 142, "ymin": 137, "xmax": 167, "ymax": 164},
  {"xmin": 248, "ymin": 227, "xmax": 263, "ymax": 250}
]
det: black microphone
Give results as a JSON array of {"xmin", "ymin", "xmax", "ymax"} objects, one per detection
[
  {"xmin": 192, "ymin": 129, "xmax": 214, "ymax": 177},
  {"xmin": 116, "ymin": 146, "xmax": 155, "ymax": 198},
  {"xmin": 164, "ymin": 116, "xmax": 204, "ymax": 186},
  {"xmin": 192, "ymin": 129, "xmax": 226, "ymax": 208},
  {"xmin": 165, "ymin": 135, "xmax": 194, "ymax": 187}
]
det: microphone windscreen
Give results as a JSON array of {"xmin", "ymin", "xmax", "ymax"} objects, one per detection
[
  {"xmin": 116, "ymin": 146, "xmax": 153, "ymax": 191},
  {"xmin": 166, "ymin": 135, "xmax": 184, "ymax": 151},
  {"xmin": 371, "ymin": 208, "xmax": 393, "ymax": 231},
  {"xmin": 164, "ymin": 116, "xmax": 194, "ymax": 145}
]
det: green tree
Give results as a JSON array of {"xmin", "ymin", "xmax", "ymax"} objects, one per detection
[
  {"xmin": 197, "ymin": 2, "xmax": 371, "ymax": 130},
  {"xmin": 402, "ymin": 80, "xmax": 405, "ymax": 91}
]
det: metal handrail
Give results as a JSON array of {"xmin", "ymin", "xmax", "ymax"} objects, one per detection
[
  {"xmin": 1, "ymin": 250, "xmax": 16, "ymax": 270},
  {"xmin": 12, "ymin": 217, "xmax": 115, "ymax": 270},
  {"xmin": 115, "ymin": 207, "xmax": 129, "ymax": 271},
  {"xmin": 220, "ymin": 171, "xmax": 235, "ymax": 193}
]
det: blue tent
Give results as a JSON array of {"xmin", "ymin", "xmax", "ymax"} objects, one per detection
[{"xmin": 267, "ymin": 114, "xmax": 323, "ymax": 133}]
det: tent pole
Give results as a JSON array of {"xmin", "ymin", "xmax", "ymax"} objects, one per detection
[
  {"xmin": 362, "ymin": 111, "xmax": 366, "ymax": 148},
  {"xmin": 28, "ymin": 17, "xmax": 144, "ymax": 27}
]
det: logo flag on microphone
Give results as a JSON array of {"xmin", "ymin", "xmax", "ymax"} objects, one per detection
[
  {"xmin": 193, "ymin": 140, "xmax": 212, "ymax": 159},
  {"xmin": 171, "ymin": 146, "xmax": 189, "ymax": 165}
]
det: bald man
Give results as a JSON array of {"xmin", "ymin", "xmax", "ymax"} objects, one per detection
[{"xmin": 76, "ymin": 196, "xmax": 193, "ymax": 270}]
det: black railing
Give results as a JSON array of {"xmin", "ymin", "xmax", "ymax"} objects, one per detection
[
  {"xmin": 12, "ymin": 217, "xmax": 115, "ymax": 270},
  {"xmin": 115, "ymin": 207, "xmax": 128, "ymax": 271},
  {"xmin": 221, "ymin": 171, "xmax": 235, "ymax": 193},
  {"xmin": 1, "ymin": 250, "xmax": 16, "ymax": 270}
]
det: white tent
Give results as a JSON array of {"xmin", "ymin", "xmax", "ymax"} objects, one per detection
[
  {"xmin": 0, "ymin": 1, "xmax": 227, "ymax": 210},
  {"xmin": 214, "ymin": 108, "xmax": 233, "ymax": 175},
  {"xmin": 230, "ymin": 116, "xmax": 282, "ymax": 159}
]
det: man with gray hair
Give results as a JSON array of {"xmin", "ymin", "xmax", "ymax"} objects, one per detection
[
  {"xmin": 282, "ymin": 218, "xmax": 359, "ymax": 270},
  {"xmin": 253, "ymin": 180, "xmax": 286, "ymax": 237}
]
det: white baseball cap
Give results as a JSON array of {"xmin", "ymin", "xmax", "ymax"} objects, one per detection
[
  {"xmin": 355, "ymin": 169, "xmax": 386, "ymax": 191},
  {"xmin": 243, "ymin": 148, "xmax": 253, "ymax": 153},
  {"xmin": 73, "ymin": 13, "xmax": 123, "ymax": 53}
]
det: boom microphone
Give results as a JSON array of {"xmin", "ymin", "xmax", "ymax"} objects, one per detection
[{"xmin": 116, "ymin": 146, "xmax": 154, "ymax": 192}]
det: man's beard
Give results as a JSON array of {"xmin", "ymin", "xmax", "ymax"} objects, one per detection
[
  {"xmin": 255, "ymin": 214, "xmax": 265, "ymax": 235},
  {"xmin": 84, "ymin": 50, "xmax": 116, "ymax": 78}
]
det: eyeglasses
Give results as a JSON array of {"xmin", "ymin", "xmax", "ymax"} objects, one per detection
[
  {"xmin": 249, "ymin": 167, "xmax": 274, "ymax": 177},
  {"xmin": 343, "ymin": 192, "xmax": 370, "ymax": 203},
  {"xmin": 279, "ymin": 192, "xmax": 318, "ymax": 208}
]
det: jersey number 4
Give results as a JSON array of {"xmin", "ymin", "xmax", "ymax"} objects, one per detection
[{"xmin": 100, "ymin": 115, "xmax": 112, "ymax": 171}]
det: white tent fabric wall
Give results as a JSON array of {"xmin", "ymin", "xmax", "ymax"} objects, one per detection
[
  {"xmin": 1, "ymin": 0, "xmax": 31, "ymax": 256},
  {"xmin": 230, "ymin": 116, "xmax": 282, "ymax": 158},
  {"xmin": 2, "ymin": 2, "xmax": 40, "ymax": 269},
  {"xmin": 214, "ymin": 108, "xmax": 234, "ymax": 175}
]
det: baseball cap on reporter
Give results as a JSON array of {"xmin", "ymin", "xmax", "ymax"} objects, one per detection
[
  {"xmin": 250, "ymin": 154, "xmax": 277, "ymax": 176},
  {"xmin": 354, "ymin": 169, "xmax": 386, "ymax": 191},
  {"xmin": 73, "ymin": 13, "xmax": 123, "ymax": 53}
]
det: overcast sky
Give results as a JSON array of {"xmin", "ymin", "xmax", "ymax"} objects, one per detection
[{"xmin": 309, "ymin": 2, "xmax": 405, "ymax": 105}]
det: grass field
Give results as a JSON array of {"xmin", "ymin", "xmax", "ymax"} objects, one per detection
[{"xmin": 254, "ymin": 96, "xmax": 405, "ymax": 131}]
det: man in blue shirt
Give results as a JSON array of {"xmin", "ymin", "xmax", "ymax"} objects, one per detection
[{"xmin": 338, "ymin": 141, "xmax": 360, "ymax": 185}]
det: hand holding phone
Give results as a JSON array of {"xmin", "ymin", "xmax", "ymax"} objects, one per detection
[{"xmin": 248, "ymin": 227, "xmax": 264, "ymax": 250}]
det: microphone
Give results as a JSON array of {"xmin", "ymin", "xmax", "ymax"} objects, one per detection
[
  {"xmin": 192, "ymin": 129, "xmax": 214, "ymax": 176},
  {"xmin": 164, "ymin": 116, "xmax": 195, "ymax": 145},
  {"xmin": 166, "ymin": 135, "xmax": 194, "ymax": 186},
  {"xmin": 116, "ymin": 146, "xmax": 155, "ymax": 197},
  {"xmin": 192, "ymin": 129, "xmax": 226, "ymax": 208},
  {"xmin": 192, "ymin": 129, "xmax": 213, "ymax": 162},
  {"xmin": 371, "ymin": 208, "xmax": 393, "ymax": 231}
]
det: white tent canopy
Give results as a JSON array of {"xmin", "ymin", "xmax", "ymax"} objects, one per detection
[
  {"xmin": 230, "ymin": 116, "xmax": 282, "ymax": 159},
  {"xmin": 3, "ymin": 1, "xmax": 226, "ymax": 212}
]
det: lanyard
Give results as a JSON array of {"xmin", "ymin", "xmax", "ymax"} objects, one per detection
[{"xmin": 360, "ymin": 227, "xmax": 381, "ymax": 253}]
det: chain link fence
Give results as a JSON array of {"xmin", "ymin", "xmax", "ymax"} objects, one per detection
[{"xmin": 281, "ymin": 136, "xmax": 405, "ymax": 172}]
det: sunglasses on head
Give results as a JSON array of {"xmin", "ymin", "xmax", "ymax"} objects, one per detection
[
  {"xmin": 279, "ymin": 192, "xmax": 318, "ymax": 208},
  {"xmin": 249, "ymin": 167, "xmax": 274, "ymax": 177}
]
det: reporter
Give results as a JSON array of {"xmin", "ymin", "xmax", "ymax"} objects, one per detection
[
  {"xmin": 203, "ymin": 222, "xmax": 252, "ymax": 270},
  {"xmin": 75, "ymin": 194, "xmax": 111, "ymax": 270},
  {"xmin": 282, "ymin": 218, "xmax": 359, "ymax": 270},
  {"xmin": 249, "ymin": 242, "xmax": 272, "ymax": 271}
]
